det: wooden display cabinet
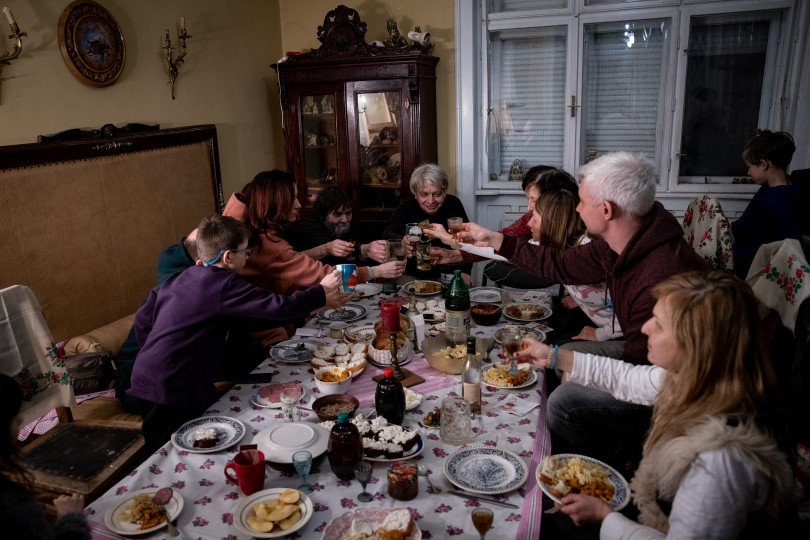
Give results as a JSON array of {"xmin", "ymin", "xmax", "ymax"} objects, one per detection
[{"xmin": 273, "ymin": 6, "xmax": 438, "ymax": 243}]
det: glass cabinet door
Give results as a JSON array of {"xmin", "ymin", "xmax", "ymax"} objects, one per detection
[
  {"xmin": 355, "ymin": 90, "xmax": 403, "ymax": 210},
  {"xmin": 300, "ymin": 92, "xmax": 339, "ymax": 203}
]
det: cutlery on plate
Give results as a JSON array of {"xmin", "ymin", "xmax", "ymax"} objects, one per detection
[
  {"xmin": 152, "ymin": 488, "xmax": 179, "ymax": 537},
  {"xmin": 507, "ymin": 353, "xmax": 520, "ymax": 376},
  {"xmin": 417, "ymin": 464, "xmax": 438, "ymax": 494},
  {"xmin": 448, "ymin": 490, "xmax": 519, "ymax": 509}
]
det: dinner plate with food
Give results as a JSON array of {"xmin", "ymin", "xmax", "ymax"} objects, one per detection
[
  {"xmin": 469, "ymin": 286, "xmax": 506, "ymax": 303},
  {"xmin": 323, "ymin": 507, "xmax": 420, "ymax": 540},
  {"xmin": 171, "ymin": 415, "xmax": 246, "ymax": 453},
  {"xmin": 503, "ymin": 302, "xmax": 552, "ymax": 322},
  {"xmin": 309, "ymin": 341, "xmax": 368, "ymax": 376},
  {"xmin": 104, "ymin": 487, "xmax": 184, "ymax": 535},
  {"xmin": 482, "ymin": 363, "xmax": 538, "ymax": 389},
  {"xmin": 318, "ymin": 415, "xmax": 423, "ymax": 462},
  {"xmin": 250, "ymin": 382, "xmax": 307, "ymax": 409},
  {"xmin": 537, "ymin": 453, "xmax": 629, "ymax": 511},
  {"xmin": 317, "ymin": 304, "xmax": 367, "ymax": 322},
  {"xmin": 400, "ymin": 280, "xmax": 442, "ymax": 296},
  {"xmin": 269, "ymin": 339, "xmax": 318, "ymax": 364},
  {"xmin": 344, "ymin": 323, "xmax": 377, "ymax": 343},
  {"xmin": 233, "ymin": 488, "xmax": 313, "ymax": 538},
  {"xmin": 444, "ymin": 446, "xmax": 528, "ymax": 495},
  {"xmin": 494, "ymin": 326, "xmax": 546, "ymax": 345},
  {"xmin": 353, "ymin": 282, "xmax": 383, "ymax": 299}
]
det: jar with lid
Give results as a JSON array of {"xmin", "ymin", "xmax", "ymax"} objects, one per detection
[
  {"xmin": 327, "ymin": 412, "xmax": 362, "ymax": 480},
  {"xmin": 375, "ymin": 368, "xmax": 405, "ymax": 425},
  {"xmin": 387, "ymin": 460, "xmax": 418, "ymax": 500}
]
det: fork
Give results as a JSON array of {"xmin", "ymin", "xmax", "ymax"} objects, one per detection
[
  {"xmin": 154, "ymin": 501, "xmax": 179, "ymax": 537},
  {"xmin": 417, "ymin": 465, "xmax": 438, "ymax": 494},
  {"xmin": 507, "ymin": 353, "xmax": 520, "ymax": 377}
]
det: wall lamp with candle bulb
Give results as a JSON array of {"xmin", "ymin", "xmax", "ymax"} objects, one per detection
[
  {"xmin": 163, "ymin": 17, "xmax": 190, "ymax": 99},
  {"xmin": 1, "ymin": 6, "xmax": 26, "ymax": 64}
]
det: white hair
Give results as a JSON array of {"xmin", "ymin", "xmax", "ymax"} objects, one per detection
[
  {"xmin": 576, "ymin": 152, "xmax": 657, "ymax": 217},
  {"xmin": 409, "ymin": 163, "xmax": 448, "ymax": 194}
]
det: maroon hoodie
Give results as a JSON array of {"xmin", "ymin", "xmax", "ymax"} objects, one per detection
[{"xmin": 498, "ymin": 202, "xmax": 709, "ymax": 365}]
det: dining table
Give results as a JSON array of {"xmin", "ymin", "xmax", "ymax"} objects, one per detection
[{"xmin": 83, "ymin": 283, "xmax": 556, "ymax": 539}]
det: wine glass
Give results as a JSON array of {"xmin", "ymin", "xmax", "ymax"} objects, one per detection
[
  {"xmin": 354, "ymin": 461, "xmax": 373, "ymax": 502},
  {"xmin": 292, "ymin": 450, "xmax": 313, "ymax": 493},
  {"xmin": 471, "ymin": 508, "xmax": 494, "ymax": 540}
]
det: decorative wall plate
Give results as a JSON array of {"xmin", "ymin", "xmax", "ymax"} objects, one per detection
[{"xmin": 58, "ymin": 1, "xmax": 125, "ymax": 88}]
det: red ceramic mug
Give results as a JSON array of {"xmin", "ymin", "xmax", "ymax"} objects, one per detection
[{"xmin": 224, "ymin": 449, "xmax": 266, "ymax": 495}]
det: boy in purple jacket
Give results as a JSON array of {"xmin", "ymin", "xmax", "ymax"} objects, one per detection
[{"xmin": 129, "ymin": 215, "xmax": 345, "ymax": 451}]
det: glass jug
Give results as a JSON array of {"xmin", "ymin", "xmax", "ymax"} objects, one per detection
[{"xmin": 440, "ymin": 396, "xmax": 473, "ymax": 445}]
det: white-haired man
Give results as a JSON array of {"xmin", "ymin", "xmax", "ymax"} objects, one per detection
[{"xmin": 459, "ymin": 152, "xmax": 709, "ymax": 468}]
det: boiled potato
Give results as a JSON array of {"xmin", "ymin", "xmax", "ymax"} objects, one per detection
[
  {"xmin": 247, "ymin": 517, "xmax": 274, "ymax": 533},
  {"xmin": 279, "ymin": 489, "xmax": 300, "ymax": 504},
  {"xmin": 266, "ymin": 503, "xmax": 296, "ymax": 522},
  {"xmin": 278, "ymin": 509, "xmax": 301, "ymax": 530},
  {"xmin": 254, "ymin": 503, "xmax": 269, "ymax": 520}
]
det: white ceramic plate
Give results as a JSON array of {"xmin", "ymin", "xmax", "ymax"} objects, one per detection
[
  {"xmin": 344, "ymin": 323, "xmax": 377, "ymax": 343},
  {"xmin": 443, "ymin": 446, "xmax": 528, "ymax": 495},
  {"xmin": 323, "ymin": 507, "xmax": 421, "ymax": 540},
  {"xmin": 104, "ymin": 488, "xmax": 184, "ymax": 536},
  {"xmin": 537, "ymin": 453, "xmax": 629, "ymax": 511},
  {"xmin": 232, "ymin": 487, "xmax": 314, "ymax": 538},
  {"xmin": 482, "ymin": 366, "xmax": 538, "ymax": 390},
  {"xmin": 503, "ymin": 302, "xmax": 552, "ymax": 322},
  {"xmin": 255, "ymin": 422, "xmax": 330, "ymax": 464},
  {"xmin": 469, "ymin": 287, "xmax": 506, "ymax": 303},
  {"xmin": 400, "ymin": 280, "xmax": 442, "ymax": 296},
  {"xmin": 317, "ymin": 304, "xmax": 368, "ymax": 322},
  {"xmin": 269, "ymin": 339, "xmax": 318, "ymax": 363},
  {"xmin": 250, "ymin": 384, "xmax": 308, "ymax": 409},
  {"xmin": 353, "ymin": 282, "xmax": 383, "ymax": 299},
  {"xmin": 171, "ymin": 416, "xmax": 245, "ymax": 454}
]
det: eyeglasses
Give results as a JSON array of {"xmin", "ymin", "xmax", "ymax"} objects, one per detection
[{"xmin": 202, "ymin": 248, "xmax": 252, "ymax": 266}]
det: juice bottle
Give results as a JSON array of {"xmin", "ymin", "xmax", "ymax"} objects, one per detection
[
  {"xmin": 327, "ymin": 412, "xmax": 362, "ymax": 480},
  {"xmin": 375, "ymin": 368, "xmax": 405, "ymax": 425}
]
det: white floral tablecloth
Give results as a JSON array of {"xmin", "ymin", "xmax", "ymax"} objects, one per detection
[{"xmin": 84, "ymin": 289, "xmax": 551, "ymax": 539}]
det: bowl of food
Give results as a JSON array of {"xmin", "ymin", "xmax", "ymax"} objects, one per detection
[
  {"xmin": 470, "ymin": 302, "xmax": 503, "ymax": 326},
  {"xmin": 314, "ymin": 367, "xmax": 352, "ymax": 396},
  {"xmin": 367, "ymin": 334, "xmax": 413, "ymax": 365},
  {"xmin": 422, "ymin": 335, "xmax": 483, "ymax": 374},
  {"xmin": 311, "ymin": 393, "xmax": 359, "ymax": 421}
]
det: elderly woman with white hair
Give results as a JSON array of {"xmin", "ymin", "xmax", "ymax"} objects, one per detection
[{"xmin": 383, "ymin": 163, "xmax": 473, "ymax": 281}]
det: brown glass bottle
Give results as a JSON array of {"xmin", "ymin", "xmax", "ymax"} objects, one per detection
[
  {"xmin": 375, "ymin": 368, "xmax": 405, "ymax": 425},
  {"xmin": 327, "ymin": 412, "xmax": 363, "ymax": 480}
]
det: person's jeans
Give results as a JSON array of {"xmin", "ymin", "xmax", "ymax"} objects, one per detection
[{"xmin": 547, "ymin": 382, "xmax": 651, "ymax": 472}]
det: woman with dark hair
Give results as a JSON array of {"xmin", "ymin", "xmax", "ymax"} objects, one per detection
[
  {"xmin": 224, "ymin": 170, "xmax": 405, "ymax": 297},
  {"xmin": 0, "ymin": 374, "xmax": 90, "ymax": 539}
]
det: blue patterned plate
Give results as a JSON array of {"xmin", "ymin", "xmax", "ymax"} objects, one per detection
[
  {"xmin": 269, "ymin": 338, "xmax": 318, "ymax": 363},
  {"xmin": 537, "ymin": 453, "xmax": 629, "ymax": 511},
  {"xmin": 443, "ymin": 446, "xmax": 528, "ymax": 495},
  {"xmin": 171, "ymin": 415, "xmax": 245, "ymax": 454},
  {"xmin": 469, "ymin": 287, "xmax": 506, "ymax": 303},
  {"xmin": 317, "ymin": 303, "xmax": 367, "ymax": 322}
]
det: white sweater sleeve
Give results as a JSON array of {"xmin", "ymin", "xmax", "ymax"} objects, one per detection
[
  {"xmin": 568, "ymin": 353, "xmax": 665, "ymax": 406},
  {"xmin": 600, "ymin": 450, "xmax": 769, "ymax": 540}
]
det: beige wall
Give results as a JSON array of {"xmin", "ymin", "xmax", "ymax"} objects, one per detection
[
  {"xmin": 0, "ymin": 0, "xmax": 284, "ymax": 198},
  {"xmin": 278, "ymin": 0, "xmax": 457, "ymax": 191}
]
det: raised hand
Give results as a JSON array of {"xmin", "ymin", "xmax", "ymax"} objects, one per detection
[
  {"xmin": 328, "ymin": 238, "xmax": 355, "ymax": 258},
  {"xmin": 363, "ymin": 240, "xmax": 389, "ymax": 263},
  {"xmin": 423, "ymin": 223, "xmax": 453, "ymax": 245},
  {"xmin": 513, "ymin": 337, "xmax": 552, "ymax": 367},
  {"xmin": 429, "ymin": 246, "xmax": 463, "ymax": 265},
  {"xmin": 456, "ymin": 223, "xmax": 504, "ymax": 250},
  {"xmin": 374, "ymin": 260, "xmax": 406, "ymax": 279}
]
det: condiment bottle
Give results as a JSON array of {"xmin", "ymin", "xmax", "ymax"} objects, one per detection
[
  {"xmin": 445, "ymin": 269, "xmax": 470, "ymax": 344},
  {"xmin": 375, "ymin": 368, "xmax": 405, "ymax": 425},
  {"xmin": 461, "ymin": 336, "xmax": 482, "ymax": 414},
  {"xmin": 327, "ymin": 412, "xmax": 362, "ymax": 480}
]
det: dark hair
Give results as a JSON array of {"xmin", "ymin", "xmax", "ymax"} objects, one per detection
[
  {"xmin": 312, "ymin": 186, "xmax": 353, "ymax": 222},
  {"xmin": 236, "ymin": 170, "xmax": 297, "ymax": 233},
  {"xmin": 742, "ymin": 130, "xmax": 796, "ymax": 170},
  {"xmin": 0, "ymin": 374, "xmax": 32, "ymax": 488},
  {"xmin": 523, "ymin": 166, "xmax": 579, "ymax": 202},
  {"xmin": 196, "ymin": 215, "xmax": 251, "ymax": 263}
]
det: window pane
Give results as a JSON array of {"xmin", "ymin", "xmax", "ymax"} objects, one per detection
[
  {"xmin": 585, "ymin": 0, "xmax": 658, "ymax": 5},
  {"xmin": 489, "ymin": 0, "xmax": 567, "ymax": 13},
  {"xmin": 678, "ymin": 16, "xmax": 775, "ymax": 181},
  {"xmin": 488, "ymin": 28, "xmax": 568, "ymax": 181},
  {"xmin": 357, "ymin": 91, "xmax": 403, "ymax": 209},
  {"xmin": 581, "ymin": 19, "xmax": 670, "ymax": 168}
]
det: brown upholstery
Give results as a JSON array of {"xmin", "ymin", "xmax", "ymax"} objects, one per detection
[{"xmin": 64, "ymin": 314, "xmax": 136, "ymax": 356}]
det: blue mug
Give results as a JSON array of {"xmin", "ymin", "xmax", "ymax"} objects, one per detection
[{"xmin": 335, "ymin": 264, "xmax": 357, "ymax": 292}]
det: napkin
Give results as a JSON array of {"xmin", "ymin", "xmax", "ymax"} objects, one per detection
[
  {"xmin": 294, "ymin": 327, "xmax": 319, "ymax": 337},
  {"xmin": 458, "ymin": 242, "xmax": 507, "ymax": 261}
]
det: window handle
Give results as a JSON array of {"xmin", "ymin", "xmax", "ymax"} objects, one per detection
[{"xmin": 568, "ymin": 95, "xmax": 579, "ymax": 118}]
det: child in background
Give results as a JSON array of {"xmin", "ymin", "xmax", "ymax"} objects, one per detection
[
  {"xmin": 128, "ymin": 215, "xmax": 347, "ymax": 451},
  {"xmin": 732, "ymin": 130, "xmax": 806, "ymax": 278}
]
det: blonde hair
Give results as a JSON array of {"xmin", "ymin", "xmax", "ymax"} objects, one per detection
[
  {"xmin": 645, "ymin": 271, "xmax": 782, "ymax": 450},
  {"xmin": 535, "ymin": 190, "xmax": 586, "ymax": 251}
]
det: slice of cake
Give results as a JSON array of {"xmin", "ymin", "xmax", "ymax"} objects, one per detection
[
  {"xmin": 379, "ymin": 508, "xmax": 414, "ymax": 535},
  {"xmin": 192, "ymin": 427, "xmax": 219, "ymax": 448}
]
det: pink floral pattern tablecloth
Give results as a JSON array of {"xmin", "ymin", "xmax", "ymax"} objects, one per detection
[{"xmin": 84, "ymin": 290, "xmax": 550, "ymax": 539}]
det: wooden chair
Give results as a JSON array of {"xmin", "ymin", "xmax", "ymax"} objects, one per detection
[{"xmin": 1, "ymin": 285, "xmax": 146, "ymax": 516}]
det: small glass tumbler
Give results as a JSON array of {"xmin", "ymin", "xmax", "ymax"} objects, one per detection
[
  {"xmin": 354, "ymin": 461, "xmax": 373, "ymax": 502},
  {"xmin": 292, "ymin": 450, "xmax": 313, "ymax": 493}
]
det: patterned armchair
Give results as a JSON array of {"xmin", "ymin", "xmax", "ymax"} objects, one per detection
[{"xmin": 682, "ymin": 195, "xmax": 734, "ymax": 271}]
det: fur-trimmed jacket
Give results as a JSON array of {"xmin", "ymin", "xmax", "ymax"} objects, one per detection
[{"xmin": 621, "ymin": 416, "xmax": 797, "ymax": 539}]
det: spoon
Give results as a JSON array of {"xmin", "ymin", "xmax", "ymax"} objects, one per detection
[{"xmin": 417, "ymin": 465, "xmax": 438, "ymax": 494}]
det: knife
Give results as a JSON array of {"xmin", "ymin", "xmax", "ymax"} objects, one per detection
[{"xmin": 448, "ymin": 490, "xmax": 519, "ymax": 509}]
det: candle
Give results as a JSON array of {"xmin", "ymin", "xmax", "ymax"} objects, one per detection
[
  {"xmin": 381, "ymin": 303, "xmax": 401, "ymax": 333},
  {"xmin": 3, "ymin": 7, "xmax": 15, "ymax": 25},
  {"xmin": 179, "ymin": 17, "xmax": 185, "ymax": 32}
]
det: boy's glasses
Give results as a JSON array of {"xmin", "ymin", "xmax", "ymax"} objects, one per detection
[{"xmin": 202, "ymin": 248, "xmax": 253, "ymax": 266}]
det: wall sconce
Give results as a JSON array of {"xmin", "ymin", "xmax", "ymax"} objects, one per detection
[
  {"xmin": 163, "ymin": 17, "xmax": 190, "ymax": 100},
  {"xmin": 1, "ymin": 6, "xmax": 27, "ymax": 64}
]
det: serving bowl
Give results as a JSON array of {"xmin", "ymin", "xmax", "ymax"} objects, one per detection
[
  {"xmin": 470, "ymin": 302, "xmax": 503, "ymax": 326},
  {"xmin": 314, "ymin": 367, "xmax": 352, "ymax": 395},
  {"xmin": 421, "ymin": 335, "xmax": 484, "ymax": 375},
  {"xmin": 312, "ymin": 394, "xmax": 360, "ymax": 421},
  {"xmin": 367, "ymin": 335, "xmax": 413, "ymax": 366}
]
